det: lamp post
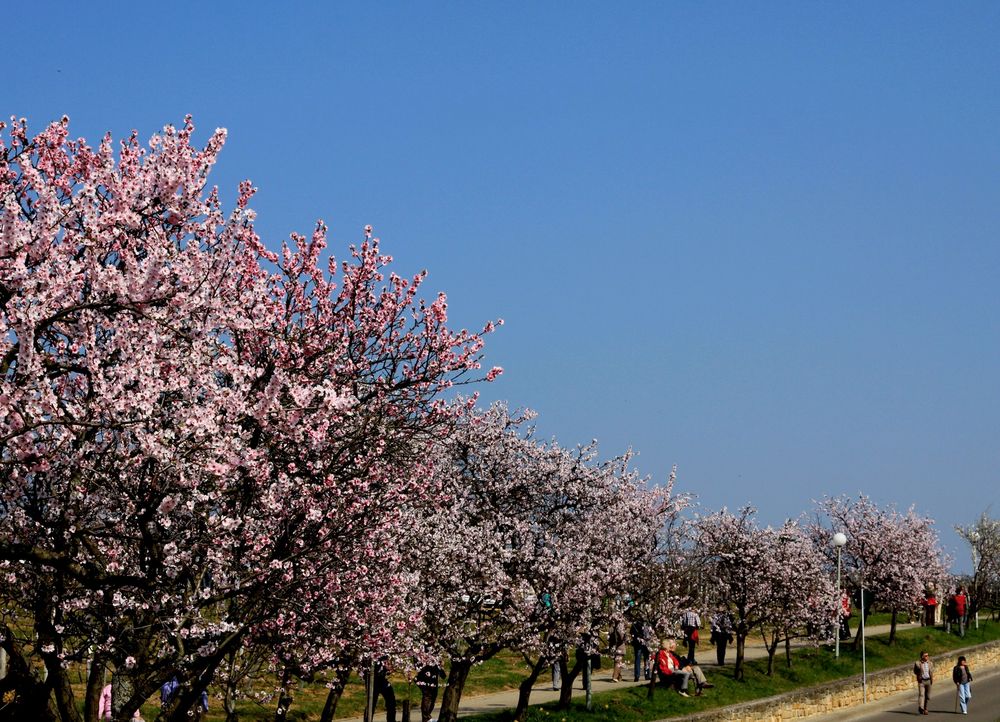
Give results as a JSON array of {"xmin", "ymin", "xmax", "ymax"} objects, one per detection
[
  {"xmin": 832, "ymin": 532, "xmax": 847, "ymax": 659},
  {"xmin": 859, "ymin": 572, "xmax": 868, "ymax": 703},
  {"xmin": 969, "ymin": 530, "xmax": 980, "ymax": 630}
]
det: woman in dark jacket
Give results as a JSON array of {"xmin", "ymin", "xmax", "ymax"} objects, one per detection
[{"xmin": 952, "ymin": 655, "xmax": 973, "ymax": 715}]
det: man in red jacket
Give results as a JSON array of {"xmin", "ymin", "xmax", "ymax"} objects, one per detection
[{"xmin": 655, "ymin": 640, "xmax": 713, "ymax": 696}]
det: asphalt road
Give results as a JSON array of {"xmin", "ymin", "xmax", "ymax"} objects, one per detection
[{"xmin": 809, "ymin": 668, "xmax": 1000, "ymax": 722}]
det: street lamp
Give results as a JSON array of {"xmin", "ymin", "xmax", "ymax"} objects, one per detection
[
  {"xmin": 969, "ymin": 530, "xmax": 980, "ymax": 630},
  {"xmin": 832, "ymin": 532, "xmax": 847, "ymax": 659},
  {"xmin": 859, "ymin": 571, "xmax": 868, "ymax": 703}
]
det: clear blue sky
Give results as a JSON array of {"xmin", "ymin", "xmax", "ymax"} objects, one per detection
[{"xmin": 8, "ymin": 1, "xmax": 999, "ymax": 571}]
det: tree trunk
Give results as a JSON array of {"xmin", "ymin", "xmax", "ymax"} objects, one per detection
[
  {"xmin": 83, "ymin": 657, "xmax": 106, "ymax": 722},
  {"xmin": 319, "ymin": 669, "xmax": 351, "ymax": 722},
  {"xmin": 222, "ymin": 649, "xmax": 242, "ymax": 722},
  {"xmin": 0, "ymin": 631, "xmax": 58, "ymax": 722},
  {"xmin": 784, "ymin": 636, "xmax": 792, "ymax": 668},
  {"xmin": 274, "ymin": 669, "xmax": 293, "ymax": 722},
  {"xmin": 34, "ymin": 590, "xmax": 82, "ymax": 722},
  {"xmin": 513, "ymin": 657, "xmax": 547, "ymax": 721},
  {"xmin": 556, "ymin": 654, "xmax": 583, "ymax": 709},
  {"xmin": 224, "ymin": 688, "xmax": 240, "ymax": 722},
  {"xmin": 164, "ymin": 652, "xmax": 227, "ymax": 722},
  {"xmin": 851, "ymin": 607, "xmax": 870, "ymax": 651},
  {"xmin": 45, "ymin": 654, "xmax": 82, "ymax": 722},
  {"xmin": 888, "ymin": 608, "xmax": 898, "ymax": 644},
  {"xmin": 436, "ymin": 659, "xmax": 472, "ymax": 722},
  {"xmin": 733, "ymin": 633, "xmax": 746, "ymax": 681},
  {"xmin": 275, "ymin": 687, "xmax": 294, "ymax": 721},
  {"xmin": 111, "ymin": 672, "xmax": 137, "ymax": 722},
  {"xmin": 765, "ymin": 640, "xmax": 778, "ymax": 676}
]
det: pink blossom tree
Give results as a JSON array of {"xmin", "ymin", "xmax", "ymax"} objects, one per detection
[
  {"xmin": 811, "ymin": 495, "xmax": 948, "ymax": 646},
  {"xmin": 403, "ymin": 404, "xmax": 679, "ymax": 722},
  {"xmin": 694, "ymin": 507, "xmax": 773, "ymax": 681},
  {"xmin": 755, "ymin": 521, "xmax": 835, "ymax": 675},
  {"xmin": 0, "ymin": 116, "xmax": 499, "ymax": 722},
  {"xmin": 956, "ymin": 511, "xmax": 1000, "ymax": 619},
  {"xmin": 627, "ymin": 468, "xmax": 693, "ymax": 638},
  {"xmin": 507, "ymin": 453, "xmax": 679, "ymax": 717},
  {"xmin": 403, "ymin": 404, "xmax": 548, "ymax": 722}
]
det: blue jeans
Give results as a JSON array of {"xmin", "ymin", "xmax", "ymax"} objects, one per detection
[
  {"xmin": 958, "ymin": 682, "xmax": 971, "ymax": 713},
  {"xmin": 633, "ymin": 645, "xmax": 649, "ymax": 681}
]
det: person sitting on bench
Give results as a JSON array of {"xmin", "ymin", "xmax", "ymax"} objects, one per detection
[{"xmin": 654, "ymin": 640, "xmax": 714, "ymax": 696}]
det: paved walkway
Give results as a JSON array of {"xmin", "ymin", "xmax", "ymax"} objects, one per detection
[
  {"xmin": 337, "ymin": 621, "xmax": 919, "ymax": 721},
  {"xmin": 806, "ymin": 666, "xmax": 1000, "ymax": 722}
]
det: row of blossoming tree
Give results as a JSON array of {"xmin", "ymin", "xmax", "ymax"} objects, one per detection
[
  {"xmin": 0, "ymin": 116, "xmax": 686, "ymax": 722},
  {"xmin": 0, "ymin": 117, "xmax": 965, "ymax": 722},
  {"xmin": 692, "ymin": 496, "xmax": 951, "ymax": 681}
]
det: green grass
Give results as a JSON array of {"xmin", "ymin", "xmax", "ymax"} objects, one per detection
[
  {"xmin": 458, "ymin": 622, "xmax": 1000, "ymax": 722},
  {"xmin": 863, "ymin": 610, "xmax": 924, "ymax": 627}
]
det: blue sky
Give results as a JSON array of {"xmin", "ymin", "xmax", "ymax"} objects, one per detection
[{"xmin": 8, "ymin": 1, "xmax": 999, "ymax": 570}]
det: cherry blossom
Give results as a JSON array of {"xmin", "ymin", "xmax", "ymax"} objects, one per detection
[
  {"xmin": 695, "ymin": 507, "xmax": 831, "ymax": 680},
  {"xmin": 401, "ymin": 403, "xmax": 679, "ymax": 722},
  {"xmin": 956, "ymin": 511, "xmax": 1000, "ymax": 619},
  {"xmin": 811, "ymin": 495, "xmax": 948, "ymax": 645},
  {"xmin": 0, "ymin": 116, "xmax": 498, "ymax": 722}
]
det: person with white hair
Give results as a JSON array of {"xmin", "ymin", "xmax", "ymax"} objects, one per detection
[{"xmin": 654, "ymin": 639, "xmax": 714, "ymax": 696}]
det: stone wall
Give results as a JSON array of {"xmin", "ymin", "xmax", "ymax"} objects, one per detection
[{"xmin": 656, "ymin": 639, "xmax": 1000, "ymax": 722}]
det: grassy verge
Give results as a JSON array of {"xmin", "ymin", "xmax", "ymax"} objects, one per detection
[{"xmin": 459, "ymin": 622, "xmax": 1000, "ymax": 722}]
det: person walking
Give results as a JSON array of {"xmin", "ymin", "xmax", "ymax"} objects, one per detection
[
  {"xmin": 160, "ymin": 677, "xmax": 179, "ymax": 710},
  {"xmin": 679, "ymin": 609, "xmax": 701, "ymax": 665},
  {"xmin": 415, "ymin": 664, "xmax": 445, "ymax": 722},
  {"xmin": 952, "ymin": 655, "xmax": 973, "ymax": 715},
  {"xmin": 365, "ymin": 658, "xmax": 397, "ymax": 722},
  {"xmin": 98, "ymin": 684, "xmax": 113, "ymax": 721},
  {"xmin": 913, "ymin": 650, "xmax": 934, "ymax": 715},
  {"xmin": 709, "ymin": 610, "xmax": 734, "ymax": 666},
  {"xmin": 630, "ymin": 618, "xmax": 651, "ymax": 682},
  {"xmin": 192, "ymin": 690, "xmax": 209, "ymax": 722},
  {"xmin": 608, "ymin": 620, "xmax": 626, "ymax": 682}
]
